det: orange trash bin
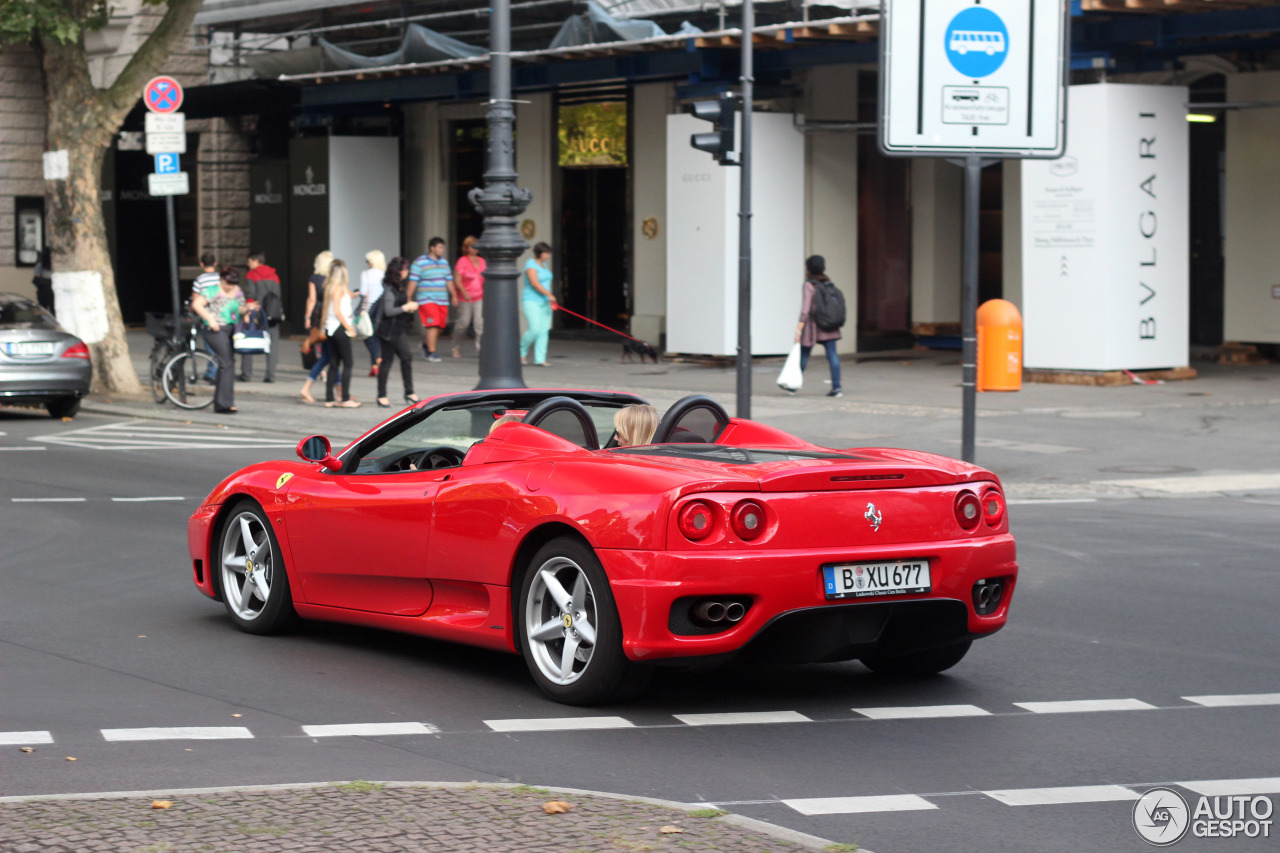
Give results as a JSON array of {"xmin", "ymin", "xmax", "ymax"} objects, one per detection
[{"xmin": 977, "ymin": 299, "xmax": 1022, "ymax": 392}]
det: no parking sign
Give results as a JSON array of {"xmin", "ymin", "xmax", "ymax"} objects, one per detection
[{"xmin": 144, "ymin": 76, "xmax": 183, "ymax": 114}]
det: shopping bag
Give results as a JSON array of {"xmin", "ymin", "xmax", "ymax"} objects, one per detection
[
  {"xmin": 233, "ymin": 309, "xmax": 271, "ymax": 353},
  {"xmin": 354, "ymin": 311, "xmax": 374, "ymax": 339},
  {"xmin": 777, "ymin": 343, "xmax": 804, "ymax": 392}
]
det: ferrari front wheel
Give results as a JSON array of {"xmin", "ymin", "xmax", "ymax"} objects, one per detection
[
  {"xmin": 217, "ymin": 500, "xmax": 296, "ymax": 635},
  {"xmin": 517, "ymin": 536, "xmax": 649, "ymax": 705}
]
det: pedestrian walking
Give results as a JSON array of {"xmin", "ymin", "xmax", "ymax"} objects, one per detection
[
  {"xmin": 360, "ymin": 250, "xmax": 387, "ymax": 376},
  {"xmin": 375, "ymin": 256, "xmax": 420, "ymax": 407},
  {"xmin": 300, "ymin": 250, "xmax": 334, "ymax": 404},
  {"xmin": 193, "ymin": 252, "xmax": 222, "ymax": 381},
  {"xmin": 793, "ymin": 254, "xmax": 844, "ymax": 398},
  {"xmin": 321, "ymin": 259, "xmax": 360, "ymax": 408},
  {"xmin": 520, "ymin": 242, "xmax": 557, "ymax": 367},
  {"xmin": 450, "ymin": 236, "xmax": 485, "ymax": 358},
  {"xmin": 32, "ymin": 248, "xmax": 53, "ymax": 312},
  {"xmin": 239, "ymin": 251, "xmax": 283, "ymax": 383},
  {"xmin": 410, "ymin": 238, "xmax": 451, "ymax": 363},
  {"xmin": 613, "ymin": 404, "xmax": 658, "ymax": 447},
  {"xmin": 191, "ymin": 266, "xmax": 248, "ymax": 414}
]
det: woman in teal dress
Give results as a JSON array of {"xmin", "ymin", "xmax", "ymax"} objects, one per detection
[{"xmin": 520, "ymin": 242, "xmax": 557, "ymax": 366}]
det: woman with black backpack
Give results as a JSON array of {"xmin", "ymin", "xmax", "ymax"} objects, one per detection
[
  {"xmin": 375, "ymin": 256, "xmax": 420, "ymax": 408},
  {"xmin": 793, "ymin": 254, "xmax": 844, "ymax": 398}
]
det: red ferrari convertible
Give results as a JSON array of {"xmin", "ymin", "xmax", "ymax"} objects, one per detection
[{"xmin": 188, "ymin": 390, "xmax": 1017, "ymax": 704}]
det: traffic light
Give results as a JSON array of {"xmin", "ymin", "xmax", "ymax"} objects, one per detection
[{"xmin": 690, "ymin": 93, "xmax": 738, "ymax": 165}]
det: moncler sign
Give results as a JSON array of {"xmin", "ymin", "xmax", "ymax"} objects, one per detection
[
  {"xmin": 254, "ymin": 179, "xmax": 283, "ymax": 205},
  {"xmin": 292, "ymin": 167, "xmax": 326, "ymax": 196}
]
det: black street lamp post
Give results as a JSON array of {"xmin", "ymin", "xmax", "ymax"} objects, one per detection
[{"xmin": 470, "ymin": 0, "xmax": 532, "ymax": 390}]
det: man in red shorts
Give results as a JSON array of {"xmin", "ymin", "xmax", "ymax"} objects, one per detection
[{"xmin": 409, "ymin": 237, "xmax": 453, "ymax": 363}]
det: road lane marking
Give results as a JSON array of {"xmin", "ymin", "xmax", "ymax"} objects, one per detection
[
  {"xmin": 1183, "ymin": 693, "xmax": 1280, "ymax": 708},
  {"xmin": 11, "ymin": 498, "xmax": 86, "ymax": 503},
  {"xmin": 942, "ymin": 437, "xmax": 1083, "ymax": 454},
  {"xmin": 301, "ymin": 722, "xmax": 439, "ymax": 738},
  {"xmin": 1007, "ymin": 498, "xmax": 1097, "ymax": 505},
  {"xmin": 110, "ymin": 497, "xmax": 186, "ymax": 502},
  {"xmin": 484, "ymin": 717, "xmax": 634, "ymax": 733},
  {"xmin": 674, "ymin": 711, "xmax": 811, "ymax": 726},
  {"xmin": 1014, "ymin": 698, "xmax": 1156, "ymax": 714},
  {"xmin": 852, "ymin": 704, "xmax": 991, "ymax": 720},
  {"xmin": 101, "ymin": 727, "xmax": 253, "ymax": 742},
  {"xmin": 982, "ymin": 785, "xmax": 1139, "ymax": 806},
  {"xmin": 782, "ymin": 794, "xmax": 938, "ymax": 815},
  {"xmin": 33, "ymin": 421, "xmax": 297, "ymax": 451},
  {"xmin": 1094, "ymin": 472, "xmax": 1280, "ymax": 494},
  {"xmin": 0, "ymin": 447, "xmax": 45, "ymax": 451},
  {"xmin": 1180, "ymin": 778, "xmax": 1280, "ymax": 796},
  {"xmin": 0, "ymin": 731, "xmax": 53, "ymax": 746}
]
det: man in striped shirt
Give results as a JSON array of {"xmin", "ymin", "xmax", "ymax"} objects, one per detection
[
  {"xmin": 192, "ymin": 253, "xmax": 220, "ymax": 381},
  {"xmin": 409, "ymin": 237, "xmax": 454, "ymax": 363}
]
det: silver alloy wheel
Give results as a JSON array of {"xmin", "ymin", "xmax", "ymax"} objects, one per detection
[
  {"xmin": 525, "ymin": 556, "xmax": 599, "ymax": 686},
  {"xmin": 220, "ymin": 511, "xmax": 274, "ymax": 621}
]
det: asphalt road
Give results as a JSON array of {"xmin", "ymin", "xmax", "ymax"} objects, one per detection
[{"xmin": 2, "ymin": 407, "xmax": 1277, "ymax": 853}]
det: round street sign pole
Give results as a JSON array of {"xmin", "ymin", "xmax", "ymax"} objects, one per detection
[
  {"xmin": 144, "ymin": 76, "xmax": 184, "ymax": 114},
  {"xmin": 143, "ymin": 76, "xmax": 186, "ymax": 347}
]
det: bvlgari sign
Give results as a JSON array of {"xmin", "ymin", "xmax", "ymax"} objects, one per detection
[{"xmin": 1021, "ymin": 84, "xmax": 1189, "ymax": 371}]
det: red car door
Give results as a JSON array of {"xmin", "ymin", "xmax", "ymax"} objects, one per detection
[{"xmin": 282, "ymin": 469, "xmax": 449, "ymax": 615}]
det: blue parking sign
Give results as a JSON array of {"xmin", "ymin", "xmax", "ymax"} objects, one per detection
[{"xmin": 154, "ymin": 153, "xmax": 180, "ymax": 175}]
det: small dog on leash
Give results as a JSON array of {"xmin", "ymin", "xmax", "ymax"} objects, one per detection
[{"xmin": 621, "ymin": 339, "xmax": 661, "ymax": 364}]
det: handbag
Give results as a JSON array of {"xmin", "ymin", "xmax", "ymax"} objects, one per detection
[
  {"xmin": 233, "ymin": 309, "xmax": 271, "ymax": 354},
  {"xmin": 354, "ymin": 310, "xmax": 374, "ymax": 339},
  {"xmin": 777, "ymin": 343, "xmax": 804, "ymax": 393}
]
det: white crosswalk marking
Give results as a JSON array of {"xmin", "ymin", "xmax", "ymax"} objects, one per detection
[
  {"xmin": 484, "ymin": 716, "xmax": 634, "ymax": 732},
  {"xmin": 1183, "ymin": 693, "xmax": 1280, "ymax": 708},
  {"xmin": 301, "ymin": 722, "xmax": 438, "ymax": 738},
  {"xmin": 34, "ymin": 420, "xmax": 297, "ymax": 451},
  {"xmin": 1180, "ymin": 778, "xmax": 1280, "ymax": 796},
  {"xmin": 983, "ymin": 785, "xmax": 1139, "ymax": 806},
  {"xmin": 0, "ymin": 731, "xmax": 53, "ymax": 746},
  {"xmin": 101, "ymin": 727, "xmax": 253, "ymax": 742},
  {"xmin": 852, "ymin": 704, "xmax": 990, "ymax": 720},
  {"xmin": 674, "ymin": 711, "xmax": 811, "ymax": 726},
  {"xmin": 783, "ymin": 794, "xmax": 938, "ymax": 815},
  {"xmin": 1014, "ymin": 698, "xmax": 1156, "ymax": 714}
]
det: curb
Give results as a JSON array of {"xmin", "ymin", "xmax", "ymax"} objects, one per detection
[{"xmin": 0, "ymin": 780, "xmax": 849, "ymax": 852}]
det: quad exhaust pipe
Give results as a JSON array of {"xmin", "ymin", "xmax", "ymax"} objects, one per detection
[{"xmin": 693, "ymin": 599, "xmax": 748, "ymax": 624}]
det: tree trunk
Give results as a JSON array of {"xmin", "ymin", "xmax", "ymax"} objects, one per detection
[{"xmin": 40, "ymin": 38, "xmax": 142, "ymax": 395}]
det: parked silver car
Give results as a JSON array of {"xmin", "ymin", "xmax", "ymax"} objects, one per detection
[{"xmin": 0, "ymin": 293, "xmax": 91, "ymax": 418}]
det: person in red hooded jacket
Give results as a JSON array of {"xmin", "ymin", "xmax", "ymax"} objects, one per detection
[{"xmin": 240, "ymin": 251, "xmax": 284, "ymax": 383}]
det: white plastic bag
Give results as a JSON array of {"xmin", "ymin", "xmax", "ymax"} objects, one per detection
[{"xmin": 777, "ymin": 343, "xmax": 803, "ymax": 392}]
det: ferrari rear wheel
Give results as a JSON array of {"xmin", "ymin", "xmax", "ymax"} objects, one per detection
[
  {"xmin": 861, "ymin": 640, "xmax": 972, "ymax": 676},
  {"xmin": 518, "ymin": 536, "xmax": 649, "ymax": 705},
  {"xmin": 217, "ymin": 500, "xmax": 296, "ymax": 635}
]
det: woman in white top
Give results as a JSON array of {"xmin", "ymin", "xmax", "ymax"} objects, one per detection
[
  {"xmin": 360, "ymin": 250, "xmax": 387, "ymax": 376},
  {"xmin": 322, "ymin": 259, "xmax": 361, "ymax": 407}
]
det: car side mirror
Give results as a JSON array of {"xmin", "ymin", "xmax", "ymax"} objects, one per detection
[{"xmin": 297, "ymin": 435, "xmax": 342, "ymax": 471}]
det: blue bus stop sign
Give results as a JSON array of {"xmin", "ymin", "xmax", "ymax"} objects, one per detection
[{"xmin": 945, "ymin": 7, "xmax": 1009, "ymax": 79}]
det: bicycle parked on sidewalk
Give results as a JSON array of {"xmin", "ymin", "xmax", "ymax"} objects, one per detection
[{"xmin": 145, "ymin": 308, "xmax": 217, "ymax": 410}]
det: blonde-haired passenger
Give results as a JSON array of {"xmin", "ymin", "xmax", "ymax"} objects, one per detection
[
  {"xmin": 360, "ymin": 249, "xmax": 388, "ymax": 376},
  {"xmin": 614, "ymin": 404, "xmax": 659, "ymax": 447},
  {"xmin": 489, "ymin": 413, "xmax": 524, "ymax": 434}
]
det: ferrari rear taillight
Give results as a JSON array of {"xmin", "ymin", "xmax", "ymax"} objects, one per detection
[
  {"xmin": 954, "ymin": 490, "xmax": 981, "ymax": 531},
  {"xmin": 981, "ymin": 487, "xmax": 1005, "ymax": 526},
  {"xmin": 730, "ymin": 500, "xmax": 766, "ymax": 541},
  {"xmin": 61, "ymin": 342, "xmax": 90, "ymax": 360},
  {"xmin": 678, "ymin": 500, "xmax": 716, "ymax": 541}
]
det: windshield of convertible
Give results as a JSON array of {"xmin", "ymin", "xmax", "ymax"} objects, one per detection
[
  {"xmin": 609, "ymin": 446, "xmax": 860, "ymax": 464},
  {"xmin": 350, "ymin": 399, "xmax": 631, "ymax": 473}
]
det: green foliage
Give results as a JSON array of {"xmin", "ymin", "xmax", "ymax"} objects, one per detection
[
  {"xmin": 0, "ymin": 0, "xmax": 109, "ymax": 47},
  {"xmin": 331, "ymin": 780, "xmax": 385, "ymax": 793},
  {"xmin": 687, "ymin": 808, "xmax": 729, "ymax": 818},
  {"xmin": 824, "ymin": 844, "xmax": 859, "ymax": 852}
]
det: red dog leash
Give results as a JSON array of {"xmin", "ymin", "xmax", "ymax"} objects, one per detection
[{"xmin": 552, "ymin": 303, "xmax": 647, "ymax": 344}]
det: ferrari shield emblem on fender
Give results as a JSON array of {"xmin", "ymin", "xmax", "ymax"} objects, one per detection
[
  {"xmin": 864, "ymin": 502, "xmax": 883, "ymax": 532},
  {"xmin": 276, "ymin": 473, "xmax": 293, "ymax": 489}
]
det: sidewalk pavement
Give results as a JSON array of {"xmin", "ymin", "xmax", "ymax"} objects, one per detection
[
  {"xmin": 0, "ymin": 781, "xmax": 843, "ymax": 852},
  {"xmin": 77, "ymin": 328, "xmax": 1280, "ymax": 502}
]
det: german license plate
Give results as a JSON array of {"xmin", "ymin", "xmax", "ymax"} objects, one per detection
[
  {"xmin": 823, "ymin": 560, "xmax": 931, "ymax": 599},
  {"xmin": 5, "ymin": 341, "xmax": 55, "ymax": 356}
]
